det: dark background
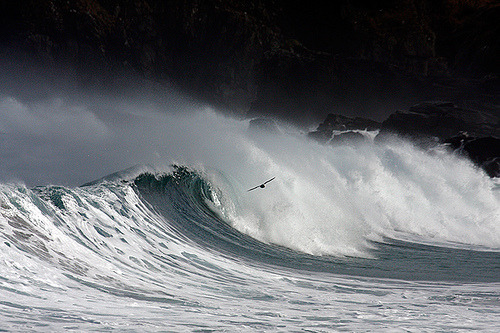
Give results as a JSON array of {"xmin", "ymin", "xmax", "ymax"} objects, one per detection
[{"xmin": 0, "ymin": 0, "xmax": 498, "ymax": 126}]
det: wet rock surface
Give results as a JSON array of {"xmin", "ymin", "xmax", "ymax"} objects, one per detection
[
  {"xmin": 444, "ymin": 134, "xmax": 500, "ymax": 177},
  {"xmin": 380, "ymin": 102, "xmax": 499, "ymax": 139},
  {"xmin": 310, "ymin": 102, "xmax": 499, "ymax": 177},
  {"xmin": 308, "ymin": 113, "xmax": 380, "ymax": 143}
]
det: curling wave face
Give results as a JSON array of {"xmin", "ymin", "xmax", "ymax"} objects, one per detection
[{"xmin": 2, "ymin": 161, "xmax": 498, "ymax": 285}]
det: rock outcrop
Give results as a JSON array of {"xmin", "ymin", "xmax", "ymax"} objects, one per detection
[
  {"xmin": 329, "ymin": 131, "xmax": 369, "ymax": 145},
  {"xmin": 380, "ymin": 101, "xmax": 500, "ymax": 177},
  {"xmin": 380, "ymin": 102, "xmax": 499, "ymax": 139},
  {"xmin": 444, "ymin": 134, "xmax": 500, "ymax": 177},
  {"xmin": 311, "ymin": 102, "xmax": 500, "ymax": 177},
  {"xmin": 308, "ymin": 113, "xmax": 381, "ymax": 143}
]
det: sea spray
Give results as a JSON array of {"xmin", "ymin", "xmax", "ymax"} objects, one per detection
[
  {"xmin": 217, "ymin": 130, "xmax": 500, "ymax": 256},
  {"xmin": 1, "ymin": 94, "xmax": 499, "ymax": 331},
  {"xmin": 0, "ymin": 94, "xmax": 498, "ymax": 257}
]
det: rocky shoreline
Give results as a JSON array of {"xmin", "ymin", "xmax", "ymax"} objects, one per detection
[{"xmin": 308, "ymin": 101, "xmax": 499, "ymax": 177}]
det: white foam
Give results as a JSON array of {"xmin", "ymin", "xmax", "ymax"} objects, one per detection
[
  {"xmin": 0, "ymin": 93, "xmax": 498, "ymax": 257},
  {"xmin": 217, "ymin": 130, "xmax": 500, "ymax": 256},
  {"xmin": 0, "ymin": 98, "xmax": 499, "ymax": 331}
]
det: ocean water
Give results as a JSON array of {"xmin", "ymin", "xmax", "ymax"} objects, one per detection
[{"xmin": 0, "ymin": 91, "xmax": 499, "ymax": 332}]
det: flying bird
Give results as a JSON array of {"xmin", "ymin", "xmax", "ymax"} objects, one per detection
[{"xmin": 247, "ymin": 177, "xmax": 275, "ymax": 192}]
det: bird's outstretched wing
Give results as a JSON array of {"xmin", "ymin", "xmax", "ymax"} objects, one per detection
[
  {"xmin": 247, "ymin": 185, "xmax": 261, "ymax": 192},
  {"xmin": 247, "ymin": 177, "xmax": 275, "ymax": 191},
  {"xmin": 263, "ymin": 177, "xmax": 275, "ymax": 185}
]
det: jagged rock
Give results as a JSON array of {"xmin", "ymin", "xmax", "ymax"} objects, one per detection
[
  {"xmin": 444, "ymin": 133, "xmax": 500, "ymax": 177},
  {"xmin": 381, "ymin": 102, "xmax": 499, "ymax": 140},
  {"xmin": 329, "ymin": 131, "xmax": 367, "ymax": 145},
  {"xmin": 483, "ymin": 157, "xmax": 500, "ymax": 178},
  {"xmin": 308, "ymin": 113, "xmax": 380, "ymax": 143},
  {"xmin": 318, "ymin": 113, "xmax": 381, "ymax": 132},
  {"xmin": 381, "ymin": 102, "xmax": 500, "ymax": 177}
]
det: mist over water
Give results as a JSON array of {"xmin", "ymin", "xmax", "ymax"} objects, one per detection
[
  {"xmin": 0, "ymin": 81, "xmax": 498, "ymax": 258},
  {"xmin": 0, "ymin": 88, "xmax": 219, "ymax": 186}
]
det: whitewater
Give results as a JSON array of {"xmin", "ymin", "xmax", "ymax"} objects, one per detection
[{"xmin": 0, "ymin": 88, "xmax": 499, "ymax": 332}]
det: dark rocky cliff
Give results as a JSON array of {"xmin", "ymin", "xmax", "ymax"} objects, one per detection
[
  {"xmin": 0, "ymin": 0, "xmax": 498, "ymax": 124},
  {"xmin": 308, "ymin": 101, "xmax": 499, "ymax": 177}
]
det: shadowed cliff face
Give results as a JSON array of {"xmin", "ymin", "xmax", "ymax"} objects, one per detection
[
  {"xmin": 0, "ymin": 0, "xmax": 498, "ymax": 125},
  {"xmin": 284, "ymin": 0, "xmax": 498, "ymax": 75}
]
